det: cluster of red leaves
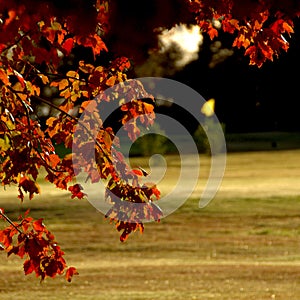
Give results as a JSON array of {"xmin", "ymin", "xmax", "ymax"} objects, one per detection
[
  {"xmin": 0, "ymin": 209, "xmax": 78, "ymax": 282},
  {"xmin": 70, "ymin": 75, "xmax": 161, "ymax": 241},
  {"xmin": 104, "ymin": 156, "xmax": 162, "ymax": 241},
  {"xmin": 121, "ymin": 99, "xmax": 155, "ymax": 141},
  {"xmin": 0, "ymin": 0, "xmax": 114, "ymax": 282},
  {"xmin": 189, "ymin": 0, "xmax": 300, "ymax": 67},
  {"xmin": 0, "ymin": 0, "xmax": 103, "ymax": 64}
]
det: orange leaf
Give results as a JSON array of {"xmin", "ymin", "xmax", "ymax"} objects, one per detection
[
  {"xmin": 282, "ymin": 21, "xmax": 294, "ymax": 35},
  {"xmin": 38, "ymin": 74, "xmax": 49, "ymax": 85},
  {"xmin": 103, "ymin": 130, "xmax": 112, "ymax": 149},
  {"xmin": 0, "ymin": 69, "xmax": 10, "ymax": 86},
  {"xmin": 106, "ymin": 76, "xmax": 116, "ymax": 87},
  {"xmin": 79, "ymin": 100, "xmax": 97, "ymax": 113},
  {"xmin": 46, "ymin": 117, "xmax": 57, "ymax": 127},
  {"xmin": 32, "ymin": 219, "xmax": 45, "ymax": 232},
  {"xmin": 132, "ymin": 169, "xmax": 143, "ymax": 176},
  {"xmin": 142, "ymin": 102, "xmax": 154, "ymax": 114},
  {"xmin": 58, "ymin": 79, "xmax": 69, "ymax": 91},
  {"xmin": 208, "ymin": 27, "xmax": 218, "ymax": 40},
  {"xmin": 49, "ymin": 154, "xmax": 61, "ymax": 168}
]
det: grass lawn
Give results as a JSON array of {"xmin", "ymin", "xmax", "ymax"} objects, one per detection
[{"xmin": 1, "ymin": 149, "xmax": 300, "ymax": 299}]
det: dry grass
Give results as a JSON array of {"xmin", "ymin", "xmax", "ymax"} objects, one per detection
[{"xmin": 1, "ymin": 149, "xmax": 300, "ymax": 299}]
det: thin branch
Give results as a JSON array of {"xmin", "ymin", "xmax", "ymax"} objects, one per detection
[
  {"xmin": 0, "ymin": 31, "xmax": 31, "ymax": 55},
  {"xmin": 25, "ymin": 61, "xmax": 88, "ymax": 83},
  {"xmin": 32, "ymin": 95, "xmax": 112, "ymax": 163},
  {"xmin": 35, "ymin": 151, "xmax": 65, "ymax": 173},
  {"xmin": 0, "ymin": 210, "xmax": 23, "ymax": 235},
  {"xmin": 33, "ymin": 95, "xmax": 79, "ymax": 123}
]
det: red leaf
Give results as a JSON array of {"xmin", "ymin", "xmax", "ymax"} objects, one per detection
[
  {"xmin": 62, "ymin": 38, "xmax": 74, "ymax": 55},
  {"xmin": 65, "ymin": 267, "xmax": 79, "ymax": 282},
  {"xmin": 18, "ymin": 177, "xmax": 40, "ymax": 200},
  {"xmin": 152, "ymin": 186, "xmax": 161, "ymax": 199},
  {"xmin": 25, "ymin": 237, "xmax": 44, "ymax": 257},
  {"xmin": 68, "ymin": 184, "xmax": 87, "ymax": 199},
  {"xmin": 24, "ymin": 259, "xmax": 35, "ymax": 275},
  {"xmin": 0, "ymin": 228, "xmax": 12, "ymax": 248},
  {"xmin": 42, "ymin": 258, "xmax": 64, "ymax": 278},
  {"xmin": 132, "ymin": 169, "xmax": 143, "ymax": 176},
  {"xmin": 120, "ymin": 230, "xmax": 129, "ymax": 242}
]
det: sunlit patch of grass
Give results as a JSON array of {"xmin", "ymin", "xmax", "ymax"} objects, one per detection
[{"xmin": 1, "ymin": 149, "xmax": 300, "ymax": 299}]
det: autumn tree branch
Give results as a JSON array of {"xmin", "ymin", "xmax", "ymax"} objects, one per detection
[{"xmin": 32, "ymin": 95, "xmax": 112, "ymax": 162}]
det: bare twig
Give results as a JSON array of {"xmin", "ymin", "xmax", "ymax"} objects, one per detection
[{"xmin": 0, "ymin": 210, "xmax": 23, "ymax": 235}]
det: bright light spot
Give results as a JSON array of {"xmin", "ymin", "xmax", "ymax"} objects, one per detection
[
  {"xmin": 159, "ymin": 24, "xmax": 203, "ymax": 67},
  {"xmin": 212, "ymin": 19, "xmax": 222, "ymax": 29}
]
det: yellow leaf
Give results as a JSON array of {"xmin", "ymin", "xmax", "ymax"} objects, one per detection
[
  {"xmin": 0, "ymin": 135, "xmax": 10, "ymax": 151},
  {"xmin": 72, "ymin": 80, "xmax": 80, "ymax": 91},
  {"xmin": 59, "ymin": 100, "xmax": 74, "ymax": 112},
  {"xmin": 51, "ymin": 21, "xmax": 62, "ymax": 31},
  {"xmin": 201, "ymin": 98, "xmax": 215, "ymax": 117},
  {"xmin": 94, "ymin": 66, "xmax": 104, "ymax": 72},
  {"xmin": 1, "ymin": 115, "xmax": 14, "ymax": 130},
  {"xmin": 38, "ymin": 21, "xmax": 45, "ymax": 29},
  {"xmin": 70, "ymin": 93, "xmax": 79, "ymax": 102}
]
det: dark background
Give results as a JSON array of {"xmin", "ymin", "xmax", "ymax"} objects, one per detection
[
  {"xmin": 100, "ymin": 1, "xmax": 300, "ymax": 135},
  {"xmin": 52, "ymin": 3, "xmax": 300, "ymax": 137},
  {"xmin": 171, "ymin": 18, "xmax": 300, "ymax": 134}
]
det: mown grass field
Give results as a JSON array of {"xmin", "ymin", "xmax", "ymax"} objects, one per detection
[{"xmin": 1, "ymin": 149, "xmax": 300, "ymax": 299}]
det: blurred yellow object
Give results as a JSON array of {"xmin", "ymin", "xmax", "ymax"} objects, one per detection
[{"xmin": 201, "ymin": 98, "xmax": 215, "ymax": 117}]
